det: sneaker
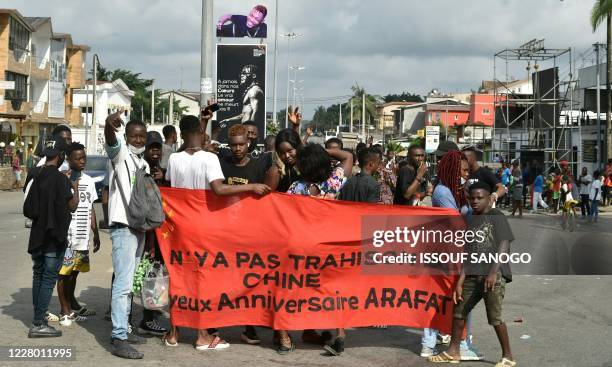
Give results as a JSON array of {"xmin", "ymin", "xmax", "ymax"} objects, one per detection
[
  {"xmin": 460, "ymin": 347, "xmax": 484, "ymax": 361},
  {"xmin": 240, "ymin": 326, "xmax": 261, "ymax": 345},
  {"xmin": 111, "ymin": 339, "xmax": 144, "ymax": 359},
  {"xmin": 44, "ymin": 311, "xmax": 59, "ymax": 322},
  {"xmin": 420, "ymin": 346, "xmax": 436, "ymax": 358},
  {"xmin": 28, "ymin": 323, "xmax": 62, "ymax": 338},
  {"xmin": 59, "ymin": 314, "xmax": 72, "ymax": 327},
  {"xmin": 323, "ymin": 337, "xmax": 345, "ymax": 356},
  {"xmin": 138, "ymin": 320, "xmax": 168, "ymax": 337}
]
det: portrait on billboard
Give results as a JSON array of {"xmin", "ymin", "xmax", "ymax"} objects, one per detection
[
  {"xmin": 216, "ymin": 5, "xmax": 268, "ymax": 38},
  {"xmin": 216, "ymin": 44, "xmax": 266, "ymax": 144}
]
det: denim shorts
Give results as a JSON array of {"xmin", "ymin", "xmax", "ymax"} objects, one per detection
[{"xmin": 453, "ymin": 272, "xmax": 506, "ymax": 326}]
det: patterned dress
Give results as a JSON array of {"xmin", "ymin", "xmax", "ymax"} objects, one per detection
[
  {"xmin": 375, "ymin": 162, "xmax": 397, "ymax": 205},
  {"xmin": 287, "ymin": 166, "xmax": 347, "ymax": 200}
]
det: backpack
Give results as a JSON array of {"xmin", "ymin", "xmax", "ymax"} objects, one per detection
[{"xmin": 113, "ymin": 157, "xmax": 165, "ymax": 232}]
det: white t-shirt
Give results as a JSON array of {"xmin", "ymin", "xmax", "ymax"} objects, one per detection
[
  {"xmin": 105, "ymin": 140, "xmax": 150, "ymax": 226},
  {"xmin": 37, "ymin": 156, "xmax": 70, "ymax": 171},
  {"xmin": 165, "ymin": 150, "xmax": 224, "ymax": 189},
  {"xmin": 590, "ymin": 179, "xmax": 602, "ymax": 201},
  {"xmin": 579, "ymin": 174, "xmax": 592, "ymax": 195},
  {"xmin": 67, "ymin": 173, "xmax": 98, "ymax": 251}
]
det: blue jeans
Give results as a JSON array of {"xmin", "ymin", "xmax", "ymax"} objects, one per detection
[
  {"xmin": 110, "ymin": 226, "xmax": 144, "ymax": 340},
  {"xmin": 31, "ymin": 249, "xmax": 65, "ymax": 325},
  {"xmin": 422, "ymin": 313, "xmax": 473, "ymax": 350},
  {"xmin": 589, "ymin": 199, "xmax": 599, "ymax": 221}
]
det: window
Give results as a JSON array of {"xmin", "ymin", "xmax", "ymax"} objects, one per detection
[
  {"xmin": 454, "ymin": 114, "xmax": 459, "ymax": 121},
  {"xmin": 5, "ymin": 72, "xmax": 27, "ymax": 101},
  {"xmin": 81, "ymin": 107, "xmax": 93, "ymax": 113},
  {"xmin": 435, "ymin": 112, "xmax": 441, "ymax": 121},
  {"xmin": 482, "ymin": 108, "xmax": 490, "ymax": 115},
  {"xmin": 9, "ymin": 17, "xmax": 30, "ymax": 51}
]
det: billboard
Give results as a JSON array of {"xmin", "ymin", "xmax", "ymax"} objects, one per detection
[
  {"xmin": 215, "ymin": 44, "xmax": 266, "ymax": 144},
  {"xmin": 216, "ymin": 5, "xmax": 268, "ymax": 38}
]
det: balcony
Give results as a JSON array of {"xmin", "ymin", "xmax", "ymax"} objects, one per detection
[
  {"xmin": 6, "ymin": 50, "xmax": 50, "ymax": 80},
  {"xmin": 0, "ymin": 100, "xmax": 29, "ymax": 119}
]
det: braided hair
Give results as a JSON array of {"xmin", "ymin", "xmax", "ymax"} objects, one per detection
[{"xmin": 437, "ymin": 150, "xmax": 467, "ymax": 207}]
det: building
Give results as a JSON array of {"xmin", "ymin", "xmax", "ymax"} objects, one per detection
[
  {"xmin": 72, "ymin": 79, "xmax": 133, "ymax": 154},
  {"xmin": 158, "ymin": 90, "xmax": 200, "ymax": 124},
  {"xmin": 0, "ymin": 9, "xmax": 88, "ymax": 157},
  {"xmin": 376, "ymin": 101, "xmax": 417, "ymax": 134}
]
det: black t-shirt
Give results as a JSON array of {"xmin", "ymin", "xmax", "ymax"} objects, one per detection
[
  {"xmin": 465, "ymin": 208, "xmax": 515, "ymax": 282},
  {"xmin": 468, "ymin": 167, "xmax": 499, "ymax": 191},
  {"xmin": 338, "ymin": 173, "xmax": 380, "ymax": 203},
  {"xmin": 393, "ymin": 164, "xmax": 428, "ymax": 205},
  {"xmin": 219, "ymin": 156, "xmax": 265, "ymax": 185},
  {"xmin": 277, "ymin": 166, "xmax": 301, "ymax": 193},
  {"xmin": 24, "ymin": 165, "xmax": 73, "ymax": 254},
  {"xmin": 218, "ymin": 15, "xmax": 267, "ymax": 38}
]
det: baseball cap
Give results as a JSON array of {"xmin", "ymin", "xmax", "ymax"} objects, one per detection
[
  {"xmin": 42, "ymin": 136, "xmax": 68, "ymax": 158},
  {"xmin": 434, "ymin": 140, "xmax": 459, "ymax": 157},
  {"xmin": 146, "ymin": 131, "xmax": 163, "ymax": 148}
]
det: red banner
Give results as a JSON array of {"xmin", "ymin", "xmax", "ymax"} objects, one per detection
[{"xmin": 157, "ymin": 187, "xmax": 458, "ymax": 332}]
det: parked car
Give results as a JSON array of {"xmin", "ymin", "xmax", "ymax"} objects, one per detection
[{"xmin": 84, "ymin": 155, "xmax": 108, "ymax": 202}]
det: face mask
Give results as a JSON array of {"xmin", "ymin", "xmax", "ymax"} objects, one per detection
[
  {"xmin": 128, "ymin": 144, "xmax": 145, "ymax": 155},
  {"xmin": 460, "ymin": 177, "xmax": 467, "ymax": 186}
]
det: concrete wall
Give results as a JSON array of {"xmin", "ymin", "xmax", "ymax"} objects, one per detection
[{"xmin": 0, "ymin": 166, "xmax": 25, "ymax": 190}]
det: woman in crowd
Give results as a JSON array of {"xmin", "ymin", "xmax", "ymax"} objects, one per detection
[
  {"xmin": 275, "ymin": 143, "xmax": 353, "ymax": 355},
  {"xmin": 510, "ymin": 161, "xmax": 524, "ymax": 218},
  {"xmin": 274, "ymin": 129, "xmax": 303, "ymax": 192}
]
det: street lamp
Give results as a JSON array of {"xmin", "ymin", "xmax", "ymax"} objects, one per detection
[
  {"xmin": 287, "ymin": 65, "xmax": 305, "ymax": 123},
  {"xmin": 281, "ymin": 32, "xmax": 303, "ymax": 127}
]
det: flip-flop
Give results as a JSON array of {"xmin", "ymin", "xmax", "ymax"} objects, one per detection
[
  {"xmin": 162, "ymin": 334, "xmax": 178, "ymax": 347},
  {"xmin": 495, "ymin": 358, "xmax": 517, "ymax": 367},
  {"xmin": 195, "ymin": 336, "xmax": 230, "ymax": 351},
  {"xmin": 428, "ymin": 351, "xmax": 460, "ymax": 364}
]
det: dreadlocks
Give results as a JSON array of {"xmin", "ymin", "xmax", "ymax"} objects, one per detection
[{"xmin": 437, "ymin": 150, "xmax": 467, "ymax": 207}]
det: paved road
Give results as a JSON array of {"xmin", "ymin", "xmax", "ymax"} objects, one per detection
[{"xmin": 0, "ymin": 190, "xmax": 611, "ymax": 367}]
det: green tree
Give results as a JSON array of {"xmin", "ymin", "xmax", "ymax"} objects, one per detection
[
  {"xmin": 383, "ymin": 92, "xmax": 423, "ymax": 103},
  {"xmin": 103, "ymin": 68, "xmax": 186, "ymax": 123},
  {"xmin": 90, "ymin": 63, "xmax": 112, "ymax": 81},
  {"xmin": 592, "ymin": 0, "xmax": 612, "ymax": 162},
  {"xmin": 343, "ymin": 84, "xmax": 380, "ymax": 133}
]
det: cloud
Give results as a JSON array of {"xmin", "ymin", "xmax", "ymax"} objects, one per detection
[{"xmin": 10, "ymin": 0, "xmax": 606, "ymax": 118}]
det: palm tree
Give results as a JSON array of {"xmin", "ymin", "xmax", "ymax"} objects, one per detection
[
  {"xmin": 343, "ymin": 84, "xmax": 380, "ymax": 133},
  {"xmin": 591, "ymin": 0, "xmax": 612, "ymax": 164}
]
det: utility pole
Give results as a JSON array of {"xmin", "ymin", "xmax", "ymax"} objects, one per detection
[
  {"xmin": 282, "ymin": 32, "xmax": 303, "ymax": 127},
  {"xmin": 595, "ymin": 43, "xmax": 602, "ymax": 169},
  {"xmin": 92, "ymin": 54, "xmax": 98, "ymax": 153},
  {"xmin": 339, "ymin": 102, "xmax": 342, "ymax": 128},
  {"xmin": 150, "ymin": 81, "xmax": 155, "ymax": 124},
  {"xmin": 168, "ymin": 90, "xmax": 174, "ymax": 124},
  {"xmin": 350, "ymin": 99, "xmax": 353, "ymax": 133},
  {"xmin": 200, "ymin": 0, "xmax": 214, "ymax": 134},
  {"xmin": 362, "ymin": 92, "xmax": 366, "ymax": 140},
  {"xmin": 272, "ymin": 0, "xmax": 279, "ymax": 127}
]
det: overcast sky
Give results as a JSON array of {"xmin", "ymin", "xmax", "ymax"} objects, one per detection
[{"xmin": 11, "ymin": 0, "xmax": 607, "ymax": 118}]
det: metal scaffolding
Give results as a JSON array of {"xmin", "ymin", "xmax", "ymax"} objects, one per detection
[{"xmin": 492, "ymin": 39, "xmax": 577, "ymax": 172}]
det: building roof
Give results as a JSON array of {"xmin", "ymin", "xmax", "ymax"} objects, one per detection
[
  {"xmin": 82, "ymin": 79, "xmax": 135, "ymax": 97},
  {"xmin": 23, "ymin": 16, "xmax": 51, "ymax": 31},
  {"xmin": 426, "ymin": 104, "xmax": 471, "ymax": 112},
  {"xmin": 0, "ymin": 9, "xmax": 34, "ymax": 31},
  {"xmin": 159, "ymin": 90, "xmax": 200, "ymax": 103}
]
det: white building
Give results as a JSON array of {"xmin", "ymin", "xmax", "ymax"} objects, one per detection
[
  {"xmin": 72, "ymin": 79, "xmax": 133, "ymax": 154},
  {"xmin": 158, "ymin": 90, "xmax": 199, "ymax": 124}
]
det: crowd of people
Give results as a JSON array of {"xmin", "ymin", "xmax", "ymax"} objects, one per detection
[
  {"xmin": 20, "ymin": 104, "xmax": 612, "ymax": 367},
  {"xmin": 492, "ymin": 158, "xmax": 612, "ymax": 223}
]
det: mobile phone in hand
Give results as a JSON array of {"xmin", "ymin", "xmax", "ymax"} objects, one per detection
[{"xmin": 203, "ymin": 103, "xmax": 220, "ymax": 114}]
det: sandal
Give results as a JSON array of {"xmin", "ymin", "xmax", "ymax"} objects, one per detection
[
  {"xmin": 428, "ymin": 351, "xmax": 460, "ymax": 364},
  {"xmin": 195, "ymin": 336, "xmax": 230, "ymax": 351},
  {"xmin": 277, "ymin": 338, "xmax": 295, "ymax": 355},
  {"xmin": 162, "ymin": 333, "xmax": 178, "ymax": 347},
  {"xmin": 323, "ymin": 337, "xmax": 345, "ymax": 356},
  {"xmin": 495, "ymin": 358, "xmax": 517, "ymax": 367}
]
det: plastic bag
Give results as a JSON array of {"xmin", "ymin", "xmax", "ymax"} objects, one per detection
[
  {"xmin": 133, "ymin": 256, "xmax": 153, "ymax": 294},
  {"xmin": 140, "ymin": 263, "xmax": 169, "ymax": 310}
]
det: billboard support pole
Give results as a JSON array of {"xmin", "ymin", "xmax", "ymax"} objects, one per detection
[
  {"xmin": 272, "ymin": 0, "xmax": 279, "ymax": 127},
  {"xmin": 201, "ymin": 0, "xmax": 214, "ymax": 135}
]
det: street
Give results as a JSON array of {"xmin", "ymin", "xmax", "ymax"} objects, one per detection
[{"xmin": 1, "ymin": 190, "xmax": 611, "ymax": 367}]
